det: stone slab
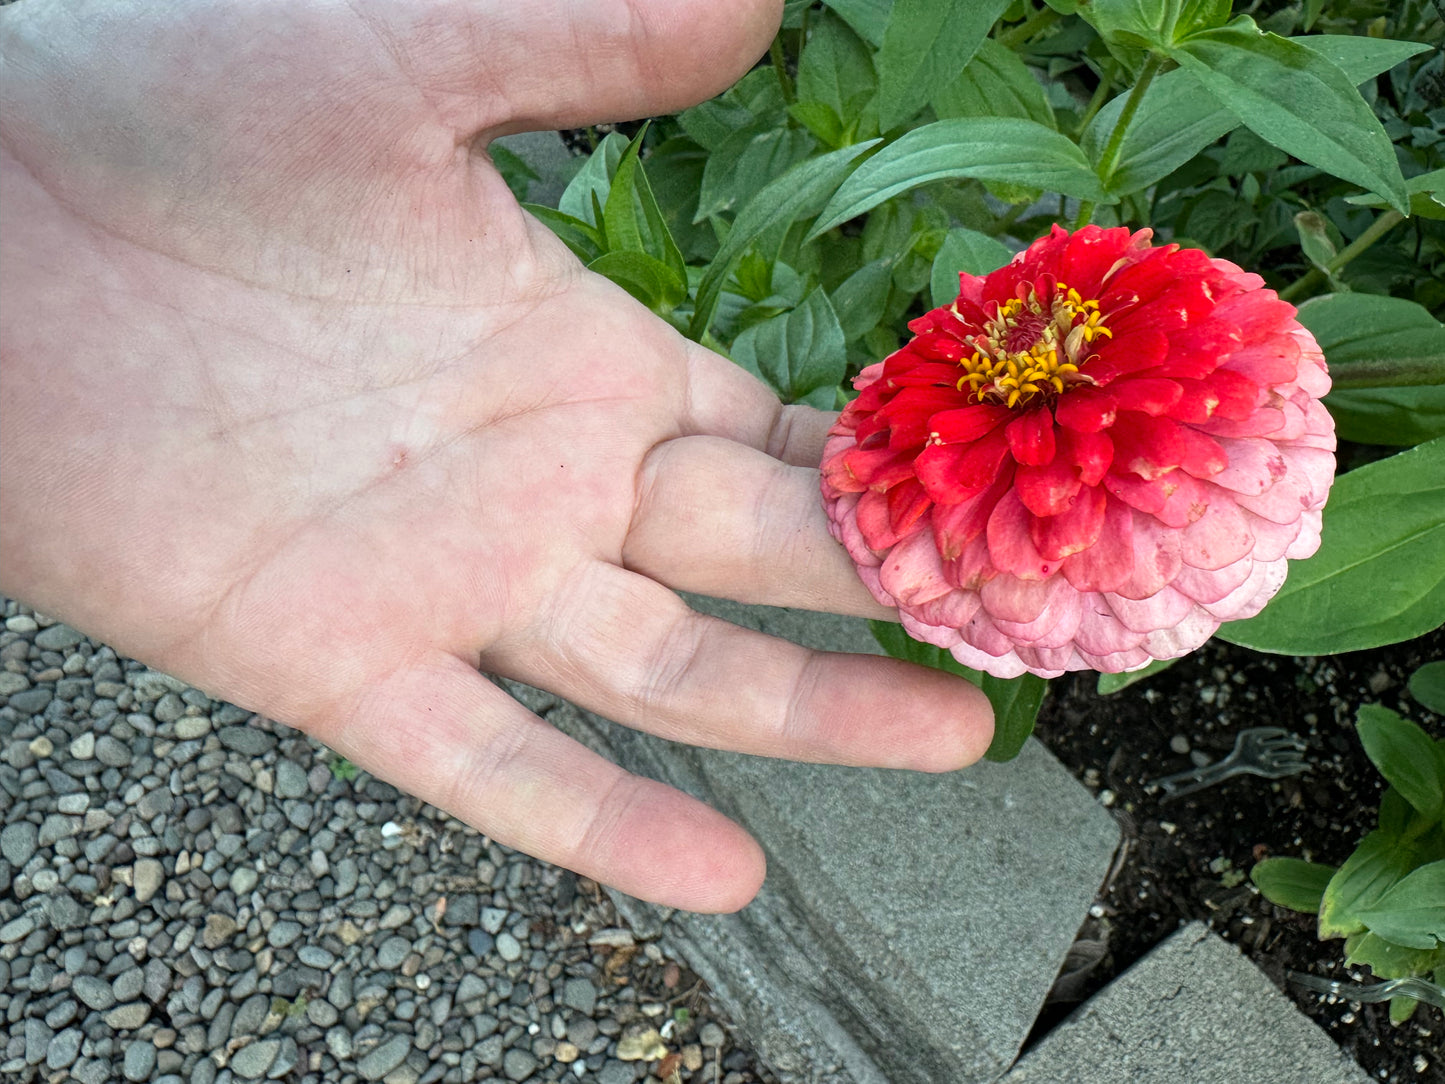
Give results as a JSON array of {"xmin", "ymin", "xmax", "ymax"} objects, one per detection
[
  {"xmin": 1000, "ymin": 922, "xmax": 1372, "ymax": 1084},
  {"xmin": 506, "ymin": 596, "xmax": 1121, "ymax": 1084}
]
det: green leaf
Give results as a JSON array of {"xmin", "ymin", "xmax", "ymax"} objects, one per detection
[
  {"xmin": 931, "ymin": 38, "xmax": 1055, "ymax": 128},
  {"xmin": 831, "ymin": 260, "xmax": 895, "ymax": 343},
  {"xmin": 869, "ymin": 620, "xmax": 1047, "ymax": 762},
  {"xmin": 930, "ymin": 227, "xmax": 1013, "ymax": 307},
  {"xmin": 1251, "ymin": 857, "xmax": 1337, "ymax": 914},
  {"xmin": 1345, "ymin": 931, "xmax": 1442, "ymax": 981},
  {"xmin": 1296, "ymin": 293, "xmax": 1445, "ymax": 390},
  {"xmin": 811, "ymin": 118, "xmax": 1104, "ymax": 239},
  {"xmin": 1389, "ymin": 995, "xmax": 1420, "ymax": 1025},
  {"xmin": 875, "ymin": 0, "xmax": 1012, "ymax": 132},
  {"xmin": 604, "ymin": 131, "xmax": 686, "ymax": 287},
  {"xmin": 798, "ymin": 12, "xmax": 878, "ymax": 122},
  {"xmin": 1323, "ymin": 386, "xmax": 1445, "ymax": 448},
  {"xmin": 1294, "ymin": 211, "xmax": 1338, "ymax": 276},
  {"xmin": 728, "ymin": 287, "xmax": 848, "ymax": 405},
  {"xmin": 1096, "ymin": 656, "xmax": 1180, "ymax": 695},
  {"xmin": 1356, "ymin": 705, "xmax": 1444, "ymax": 823},
  {"xmin": 1319, "ymin": 829, "xmax": 1417, "ymax": 940},
  {"xmin": 586, "ymin": 250, "xmax": 687, "ymax": 315},
  {"xmin": 1355, "ymin": 861, "xmax": 1445, "ymax": 950},
  {"xmin": 1081, "ymin": 69, "xmax": 1238, "ymax": 197},
  {"xmin": 1081, "ymin": 34, "xmax": 1424, "ymax": 200},
  {"xmin": 488, "ymin": 144, "xmax": 539, "ymax": 202},
  {"xmin": 1167, "ymin": 19, "xmax": 1408, "ymax": 215},
  {"xmin": 1347, "ymin": 170, "xmax": 1445, "ymax": 222},
  {"xmin": 696, "ymin": 125, "xmax": 816, "ymax": 223},
  {"xmin": 1217, "ymin": 437, "xmax": 1445, "ymax": 655},
  {"xmin": 689, "ymin": 140, "xmax": 881, "ymax": 341},
  {"xmin": 1409, "ymin": 661, "xmax": 1445, "ymax": 716},
  {"xmin": 522, "ymin": 204, "xmax": 604, "ymax": 263},
  {"xmin": 558, "ymin": 132, "xmax": 629, "ymax": 225},
  {"xmin": 824, "ymin": 0, "xmax": 893, "ymax": 47},
  {"xmin": 1078, "ymin": 0, "xmax": 1185, "ymax": 50},
  {"xmin": 1292, "ymin": 35, "xmax": 1433, "ymax": 87}
]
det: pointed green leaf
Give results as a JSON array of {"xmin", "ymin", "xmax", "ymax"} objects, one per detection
[
  {"xmin": 603, "ymin": 130, "xmax": 686, "ymax": 289},
  {"xmin": 798, "ymin": 12, "xmax": 878, "ymax": 120},
  {"xmin": 728, "ymin": 288, "xmax": 847, "ymax": 405},
  {"xmin": 558, "ymin": 132, "xmax": 629, "ymax": 225},
  {"xmin": 876, "ymin": 0, "xmax": 1012, "ymax": 131},
  {"xmin": 522, "ymin": 205, "xmax": 604, "ymax": 263},
  {"xmin": 831, "ymin": 260, "xmax": 895, "ymax": 343},
  {"xmin": 1297, "ymin": 293, "xmax": 1445, "ymax": 390},
  {"xmin": 1356, "ymin": 706, "xmax": 1444, "ymax": 823},
  {"xmin": 1218, "ymin": 437, "xmax": 1445, "ymax": 655},
  {"xmin": 811, "ymin": 118, "xmax": 1104, "ymax": 240},
  {"xmin": 932, "ymin": 38, "xmax": 1055, "ymax": 128},
  {"xmin": 1319, "ymin": 829, "xmax": 1417, "ymax": 940},
  {"xmin": 1322, "ymin": 387, "xmax": 1445, "ymax": 448},
  {"xmin": 823, "ymin": 0, "xmax": 893, "ymax": 47},
  {"xmin": 688, "ymin": 140, "xmax": 880, "ymax": 341},
  {"xmin": 1345, "ymin": 931, "xmax": 1442, "ymax": 980},
  {"xmin": 586, "ymin": 250, "xmax": 687, "ymax": 315},
  {"xmin": 1168, "ymin": 19, "xmax": 1408, "ymax": 214},
  {"xmin": 1355, "ymin": 861, "xmax": 1445, "ymax": 950},
  {"xmin": 930, "ymin": 227, "xmax": 1013, "ymax": 307},
  {"xmin": 1252, "ymin": 857, "xmax": 1337, "ymax": 914}
]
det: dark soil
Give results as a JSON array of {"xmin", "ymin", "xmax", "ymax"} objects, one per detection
[{"xmin": 1028, "ymin": 626, "xmax": 1445, "ymax": 1084}]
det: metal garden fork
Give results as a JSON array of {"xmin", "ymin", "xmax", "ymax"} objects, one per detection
[{"xmin": 1151, "ymin": 726, "xmax": 1310, "ymax": 802}]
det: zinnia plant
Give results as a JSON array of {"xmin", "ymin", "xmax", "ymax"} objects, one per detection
[{"xmin": 820, "ymin": 225, "xmax": 1336, "ymax": 678}]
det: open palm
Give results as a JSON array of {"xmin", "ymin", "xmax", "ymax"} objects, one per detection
[{"xmin": 0, "ymin": 0, "xmax": 991, "ymax": 910}]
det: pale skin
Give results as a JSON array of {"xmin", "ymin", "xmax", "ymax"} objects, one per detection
[{"xmin": 0, "ymin": 0, "xmax": 992, "ymax": 911}]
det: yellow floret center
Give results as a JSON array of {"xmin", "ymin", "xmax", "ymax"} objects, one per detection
[{"xmin": 953, "ymin": 282, "xmax": 1111, "ymax": 408}]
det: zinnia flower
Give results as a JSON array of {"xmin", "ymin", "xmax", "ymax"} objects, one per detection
[{"xmin": 821, "ymin": 224, "xmax": 1336, "ymax": 678}]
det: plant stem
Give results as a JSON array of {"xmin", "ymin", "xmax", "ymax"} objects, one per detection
[
  {"xmin": 991, "ymin": 202, "xmax": 1030, "ymax": 236},
  {"xmin": 1094, "ymin": 52, "xmax": 1165, "ymax": 190},
  {"xmin": 1075, "ymin": 67, "xmax": 1116, "ymax": 139},
  {"xmin": 1279, "ymin": 209, "xmax": 1406, "ymax": 302},
  {"xmin": 999, "ymin": 4, "xmax": 1062, "ymax": 49},
  {"xmin": 770, "ymin": 35, "xmax": 795, "ymax": 106}
]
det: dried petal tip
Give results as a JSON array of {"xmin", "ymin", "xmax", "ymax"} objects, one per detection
[{"xmin": 821, "ymin": 225, "xmax": 1335, "ymax": 678}]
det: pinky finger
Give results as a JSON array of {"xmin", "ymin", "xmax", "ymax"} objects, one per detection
[{"xmin": 310, "ymin": 652, "xmax": 766, "ymax": 913}]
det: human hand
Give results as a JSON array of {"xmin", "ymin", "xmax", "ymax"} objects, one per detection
[{"xmin": 0, "ymin": 0, "xmax": 992, "ymax": 911}]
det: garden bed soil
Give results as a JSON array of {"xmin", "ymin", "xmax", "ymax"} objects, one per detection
[{"xmin": 1029, "ymin": 626, "xmax": 1445, "ymax": 1084}]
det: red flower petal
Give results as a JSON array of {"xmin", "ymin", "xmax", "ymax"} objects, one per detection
[
  {"xmin": 1109, "ymin": 378, "xmax": 1182, "ymax": 416},
  {"xmin": 1015, "ymin": 458, "xmax": 1083, "ymax": 518},
  {"xmin": 987, "ymin": 489, "xmax": 1062, "ymax": 580},
  {"xmin": 1005, "ymin": 409, "xmax": 1057, "ymax": 466},
  {"xmin": 1030, "ymin": 483, "xmax": 1108, "ymax": 561},
  {"xmin": 1061, "ymin": 496, "xmax": 1135, "ymax": 593},
  {"xmin": 1054, "ymin": 386, "xmax": 1117, "ymax": 432},
  {"xmin": 1058, "ymin": 428, "xmax": 1114, "ymax": 486},
  {"xmin": 915, "ymin": 428, "xmax": 1010, "ymax": 503}
]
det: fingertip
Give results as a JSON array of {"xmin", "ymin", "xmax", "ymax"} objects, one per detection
[
  {"xmin": 604, "ymin": 785, "xmax": 766, "ymax": 913},
  {"xmin": 919, "ymin": 673, "xmax": 996, "ymax": 772}
]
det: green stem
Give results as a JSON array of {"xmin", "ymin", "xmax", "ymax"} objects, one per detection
[
  {"xmin": 1075, "ymin": 68, "xmax": 1116, "ymax": 139},
  {"xmin": 770, "ymin": 35, "xmax": 795, "ymax": 106},
  {"xmin": 1279, "ymin": 210, "xmax": 1406, "ymax": 302},
  {"xmin": 1095, "ymin": 52, "xmax": 1165, "ymax": 189},
  {"xmin": 999, "ymin": 4, "xmax": 1062, "ymax": 49},
  {"xmin": 991, "ymin": 202, "xmax": 1030, "ymax": 236}
]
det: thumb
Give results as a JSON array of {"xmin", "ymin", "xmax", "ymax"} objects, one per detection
[{"xmin": 390, "ymin": 0, "xmax": 783, "ymax": 138}]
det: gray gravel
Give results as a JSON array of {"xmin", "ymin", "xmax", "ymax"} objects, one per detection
[{"xmin": 1, "ymin": 599, "xmax": 773, "ymax": 1083}]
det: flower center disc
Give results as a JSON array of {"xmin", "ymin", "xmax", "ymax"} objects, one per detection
[{"xmin": 956, "ymin": 282, "xmax": 1110, "ymax": 408}]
